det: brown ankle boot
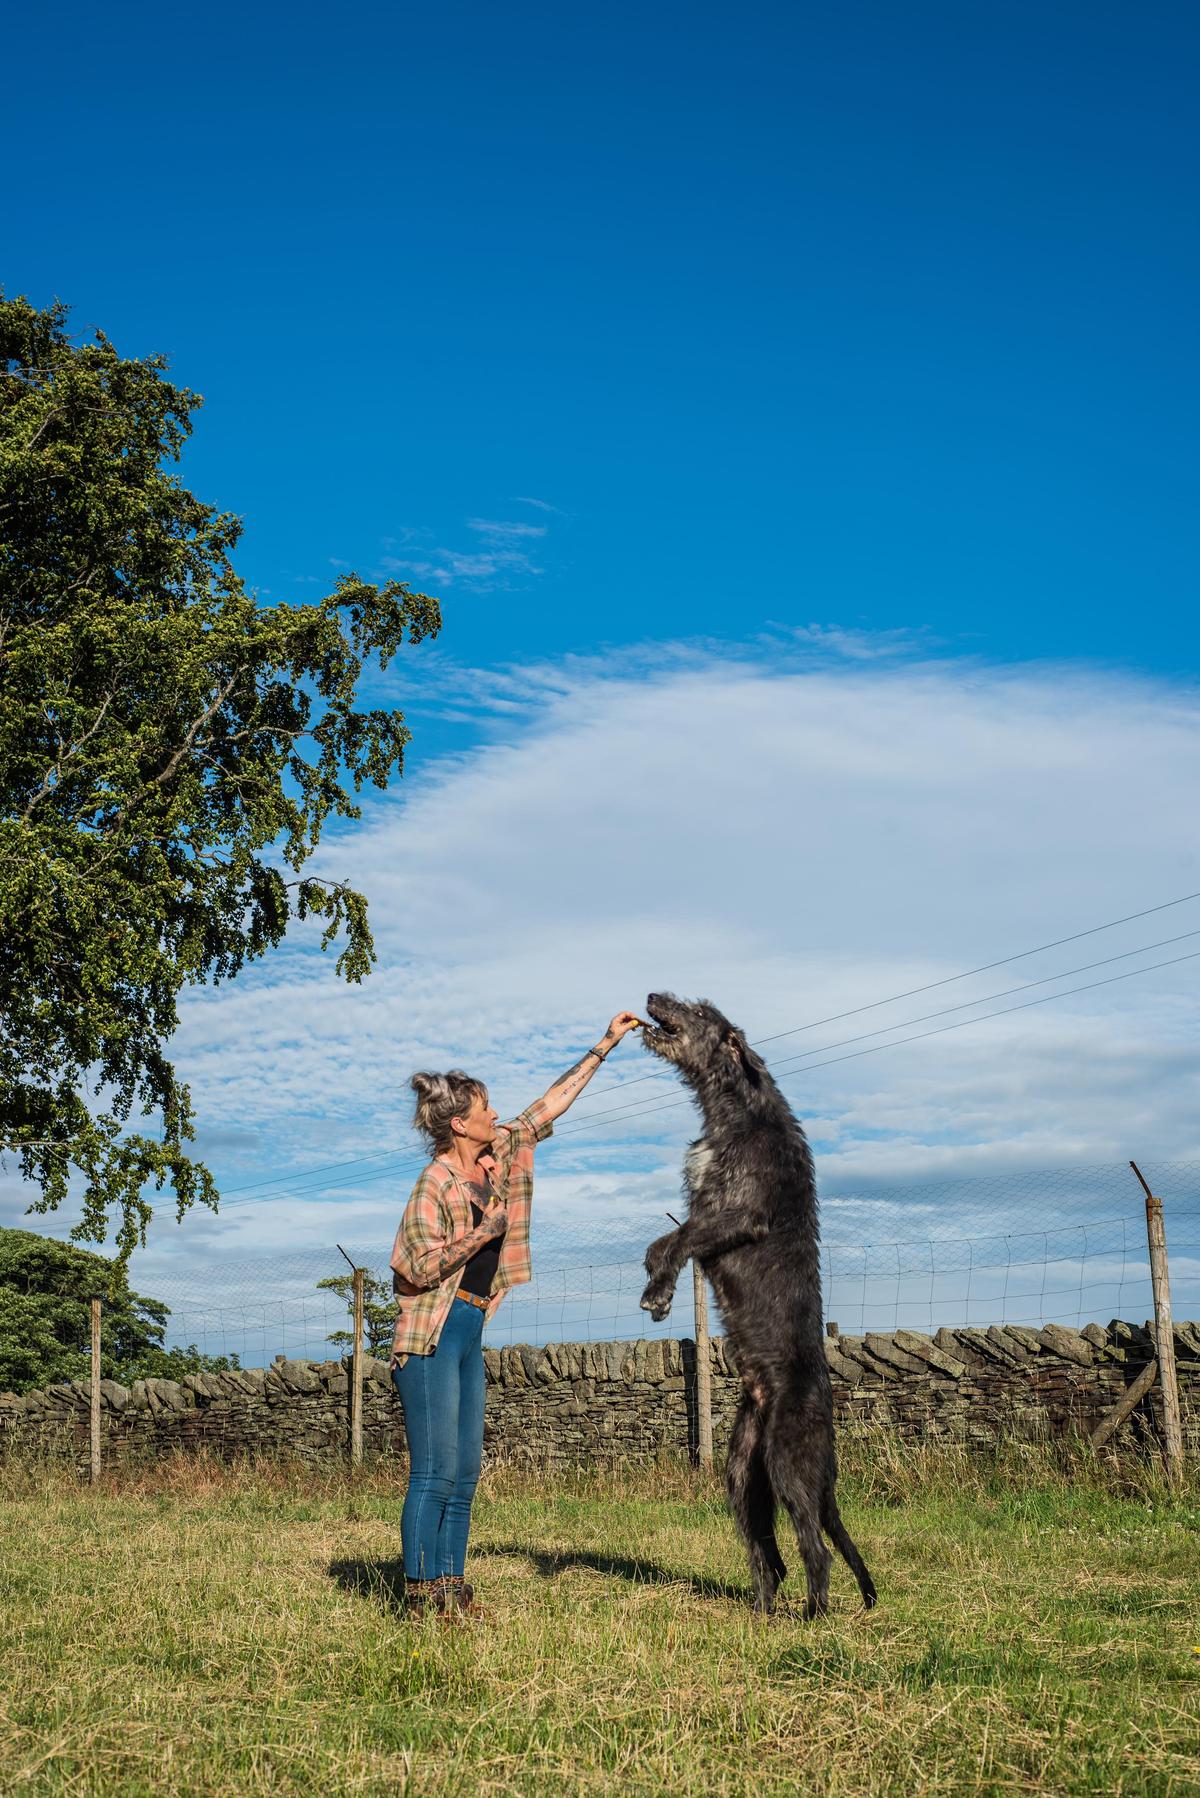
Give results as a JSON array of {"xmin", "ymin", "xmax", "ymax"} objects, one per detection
[
  {"xmin": 443, "ymin": 1575, "xmax": 484, "ymax": 1618},
  {"xmin": 403, "ymin": 1577, "xmax": 441, "ymax": 1615}
]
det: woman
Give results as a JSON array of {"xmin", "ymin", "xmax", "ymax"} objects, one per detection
[{"xmin": 390, "ymin": 1010, "xmax": 641, "ymax": 1615}]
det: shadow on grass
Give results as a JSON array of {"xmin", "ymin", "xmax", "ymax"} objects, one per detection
[
  {"xmin": 328, "ymin": 1556, "xmax": 409, "ymax": 1613},
  {"xmin": 329, "ymin": 1547, "xmax": 861, "ymax": 1619},
  {"xmin": 483, "ymin": 1541, "xmax": 751, "ymax": 1603}
]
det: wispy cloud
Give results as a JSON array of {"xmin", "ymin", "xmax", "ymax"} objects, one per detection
[
  {"xmin": 192, "ymin": 650, "xmax": 1200, "ymax": 1173},
  {"xmin": 467, "ymin": 518, "xmax": 547, "ymax": 542},
  {"xmin": 9, "ymin": 638, "xmax": 1200, "ymax": 1277},
  {"xmin": 785, "ymin": 623, "xmax": 936, "ymax": 661},
  {"xmin": 380, "ymin": 514, "xmax": 550, "ymax": 590},
  {"xmin": 512, "ymin": 496, "xmax": 564, "ymax": 514}
]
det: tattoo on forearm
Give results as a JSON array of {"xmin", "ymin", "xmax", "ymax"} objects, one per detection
[{"xmin": 550, "ymin": 1052, "xmax": 599, "ymax": 1098}]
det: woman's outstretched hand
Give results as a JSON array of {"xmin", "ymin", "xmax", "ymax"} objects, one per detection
[{"xmin": 602, "ymin": 1011, "xmax": 642, "ymax": 1047}]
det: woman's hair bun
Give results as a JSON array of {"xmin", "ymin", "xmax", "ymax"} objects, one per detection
[{"xmin": 410, "ymin": 1069, "xmax": 488, "ymax": 1151}]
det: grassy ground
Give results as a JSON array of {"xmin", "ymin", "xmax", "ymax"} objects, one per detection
[{"xmin": 0, "ymin": 1438, "xmax": 1197, "ymax": 1797}]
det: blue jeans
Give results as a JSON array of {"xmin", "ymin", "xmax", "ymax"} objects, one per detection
[{"xmin": 391, "ymin": 1297, "xmax": 485, "ymax": 1581}]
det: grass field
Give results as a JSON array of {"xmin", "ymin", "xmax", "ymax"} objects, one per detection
[{"xmin": 1, "ymin": 1437, "xmax": 1197, "ymax": 1796}]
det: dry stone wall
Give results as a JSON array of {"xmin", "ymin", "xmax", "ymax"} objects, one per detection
[{"xmin": 2, "ymin": 1320, "xmax": 1197, "ymax": 1470}]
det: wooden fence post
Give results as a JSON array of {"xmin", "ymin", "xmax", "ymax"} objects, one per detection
[
  {"xmin": 693, "ymin": 1259, "xmax": 713, "ymax": 1470},
  {"xmin": 1089, "ymin": 1358, "xmax": 1159, "ymax": 1451},
  {"xmin": 350, "ymin": 1265, "xmax": 364, "ymax": 1468},
  {"xmin": 90, "ymin": 1295, "xmax": 102, "ymax": 1485},
  {"xmin": 1130, "ymin": 1161, "xmax": 1183, "ymax": 1486}
]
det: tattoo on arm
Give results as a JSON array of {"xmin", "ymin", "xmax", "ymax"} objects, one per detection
[{"xmin": 549, "ymin": 1053, "xmax": 596, "ymax": 1097}]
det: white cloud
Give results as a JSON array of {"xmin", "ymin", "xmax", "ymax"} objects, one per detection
[
  {"xmin": 7, "ymin": 642, "xmax": 1200, "ymax": 1317},
  {"xmin": 785, "ymin": 623, "xmax": 931, "ymax": 661},
  {"xmin": 466, "ymin": 518, "xmax": 547, "ymax": 542},
  {"xmin": 378, "ymin": 514, "xmax": 550, "ymax": 590}
]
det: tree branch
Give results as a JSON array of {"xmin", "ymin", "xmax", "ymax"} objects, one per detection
[
  {"xmin": 0, "ymin": 1138, "xmax": 77, "ymax": 1153},
  {"xmin": 21, "ymin": 694, "xmax": 114, "ymax": 819},
  {"xmin": 152, "ymin": 670, "xmax": 240, "ymax": 790},
  {"xmin": 220, "ymin": 723, "xmax": 313, "ymax": 745},
  {"xmin": 24, "ymin": 407, "xmax": 61, "ymax": 453}
]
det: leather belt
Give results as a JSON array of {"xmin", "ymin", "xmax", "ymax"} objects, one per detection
[{"xmin": 455, "ymin": 1290, "xmax": 489, "ymax": 1311}]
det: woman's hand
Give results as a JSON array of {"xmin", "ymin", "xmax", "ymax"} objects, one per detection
[
  {"xmin": 599, "ymin": 1011, "xmax": 642, "ymax": 1050},
  {"xmin": 482, "ymin": 1201, "xmax": 508, "ymax": 1238}
]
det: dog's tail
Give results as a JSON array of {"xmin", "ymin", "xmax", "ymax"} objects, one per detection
[{"xmin": 821, "ymin": 1493, "xmax": 877, "ymax": 1609}]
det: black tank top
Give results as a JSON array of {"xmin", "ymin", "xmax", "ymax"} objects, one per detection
[{"xmin": 459, "ymin": 1179, "xmax": 504, "ymax": 1299}]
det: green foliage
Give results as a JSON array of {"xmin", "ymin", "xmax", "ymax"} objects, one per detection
[
  {"xmin": 0, "ymin": 294, "xmax": 441, "ymax": 1251},
  {"xmin": 137, "ymin": 1341, "xmax": 241, "ymax": 1381},
  {"xmin": 0, "ymin": 1227, "xmax": 237, "ymax": 1393},
  {"xmin": 316, "ymin": 1268, "xmax": 398, "ymax": 1357}
]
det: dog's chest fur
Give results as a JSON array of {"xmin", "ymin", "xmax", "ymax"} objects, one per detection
[{"xmin": 683, "ymin": 1138, "xmax": 717, "ymax": 1204}]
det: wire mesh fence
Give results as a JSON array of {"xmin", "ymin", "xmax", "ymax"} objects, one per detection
[{"xmin": 136, "ymin": 1162, "xmax": 1200, "ymax": 1368}]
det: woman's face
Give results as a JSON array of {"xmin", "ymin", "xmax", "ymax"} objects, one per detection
[{"xmin": 454, "ymin": 1091, "xmax": 498, "ymax": 1146}]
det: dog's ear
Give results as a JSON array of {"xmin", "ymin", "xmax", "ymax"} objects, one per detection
[{"xmin": 722, "ymin": 1025, "xmax": 761, "ymax": 1085}]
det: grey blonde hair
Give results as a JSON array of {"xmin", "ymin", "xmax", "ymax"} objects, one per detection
[{"xmin": 410, "ymin": 1069, "xmax": 489, "ymax": 1152}]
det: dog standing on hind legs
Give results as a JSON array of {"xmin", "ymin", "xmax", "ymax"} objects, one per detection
[{"xmin": 638, "ymin": 992, "xmax": 877, "ymax": 1618}]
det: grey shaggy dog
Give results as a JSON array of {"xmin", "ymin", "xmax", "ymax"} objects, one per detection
[{"xmin": 638, "ymin": 992, "xmax": 876, "ymax": 1618}]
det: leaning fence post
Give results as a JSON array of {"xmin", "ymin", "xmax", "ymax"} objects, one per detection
[
  {"xmin": 1130, "ymin": 1161, "xmax": 1183, "ymax": 1486},
  {"xmin": 89, "ymin": 1294, "xmax": 102, "ymax": 1485},
  {"xmin": 692, "ymin": 1259, "xmax": 713, "ymax": 1470},
  {"xmin": 1089, "ymin": 1357, "xmax": 1159, "ymax": 1451},
  {"xmin": 350, "ymin": 1266, "xmax": 365, "ymax": 1466}
]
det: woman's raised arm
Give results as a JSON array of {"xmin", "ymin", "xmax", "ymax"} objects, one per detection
[{"xmin": 537, "ymin": 1011, "xmax": 641, "ymax": 1122}]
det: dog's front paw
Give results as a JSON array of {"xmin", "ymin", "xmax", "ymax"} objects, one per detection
[
  {"xmin": 643, "ymin": 1230, "xmax": 676, "ymax": 1284},
  {"xmin": 639, "ymin": 1281, "xmax": 673, "ymax": 1322}
]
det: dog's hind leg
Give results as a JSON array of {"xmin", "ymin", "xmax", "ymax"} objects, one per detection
[
  {"xmin": 763, "ymin": 1400, "xmax": 832, "ymax": 1620},
  {"xmin": 821, "ymin": 1485, "xmax": 877, "ymax": 1610},
  {"xmin": 726, "ymin": 1393, "xmax": 787, "ymax": 1614}
]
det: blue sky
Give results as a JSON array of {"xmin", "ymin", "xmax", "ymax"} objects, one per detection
[
  {"xmin": 4, "ymin": 2, "xmax": 1199, "ymax": 1327},
  {"xmin": 8, "ymin": 0, "xmax": 1196, "ymax": 693}
]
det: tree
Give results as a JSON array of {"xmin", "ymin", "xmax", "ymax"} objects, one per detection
[
  {"xmin": 0, "ymin": 1227, "xmax": 238, "ymax": 1393},
  {"xmin": 316, "ymin": 1268, "xmax": 398, "ymax": 1358},
  {"xmin": 0, "ymin": 295, "xmax": 441, "ymax": 1251}
]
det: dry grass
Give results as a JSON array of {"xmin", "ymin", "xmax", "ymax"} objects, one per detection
[{"xmin": 0, "ymin": 1438, "xmax": 1197, "ymax": 1796}]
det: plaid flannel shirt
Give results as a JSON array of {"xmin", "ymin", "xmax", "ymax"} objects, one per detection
[{"xmin": 389, "ymin": 1098, "xmax": 555, "ymax": 1364}]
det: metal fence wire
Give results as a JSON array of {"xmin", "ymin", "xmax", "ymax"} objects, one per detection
[{"xmin": 133, "ymin": 1163, "xmax": 1200, "ymax": 1367}]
